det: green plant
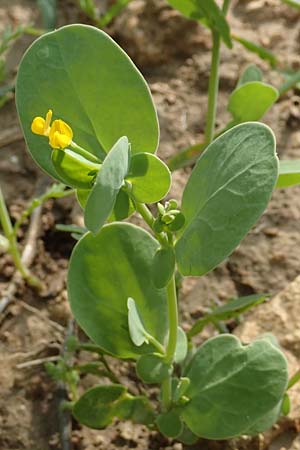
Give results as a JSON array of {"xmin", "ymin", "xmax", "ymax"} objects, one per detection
[
  {"xmin": 77, "ymin": 0, "xmax": 133, "ymax": 28},
  {"xmin": 15, "ymin": 24, "xmax": 291, "ymax": 442},
  {"xmin": 165, "ymin": 0, "xmax": 300, "ymax": 172},
  {"xmin": 0, "ymin": 182, "xmax": 73, "ymax": 288}
]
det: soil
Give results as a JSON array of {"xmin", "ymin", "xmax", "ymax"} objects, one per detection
[{"xmin": 1, "ymin": 0, "xmax": 300, "ymax": 449}]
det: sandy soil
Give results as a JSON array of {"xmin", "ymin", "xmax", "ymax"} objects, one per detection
[{"xmin": 1, "ymin": 0, "xmax": 300, "ymax": 449}]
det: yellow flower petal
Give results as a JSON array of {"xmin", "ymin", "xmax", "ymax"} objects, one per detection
[
  {"xmin": 49, "ymin": 119, "xmax": 73, "ymax": 149},
  {"xmin": 31, "ymin": 117, "xmax": 46, "ymax": 135}
]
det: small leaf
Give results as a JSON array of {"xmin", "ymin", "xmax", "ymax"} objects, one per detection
[
  {"xmin": 126, "ymin": 153, "xmax": 171, "ymax": 203},
  {"xmin": 277, "ymin": 160, "xmax": 300, "ymax": 188},
  {"xmin": 228, "ymin": 82, "xmax": 278, "ymax": 124},
  {"xmin": 181, "ymin": 335, "xmax": 288, "ymax": 439},
  {"xmin": 136, "ymin": 353, "xmax": 172, "ymax": 384},
  {"xmin": 175, "ymin": 123, "xmax": 278, "ymax": 276},
  {"xmin": 72, "ymin": 384, "xmax": 126, "ymax": 429},
  {"xmin": 156, "ymin": 410, "xmax": 183, "ymax": 438},
  {"xmin": 174, "ymin": 377, "xmax": 190, "ymax": 403},
  {"xmin": 116, "ymin": 395, "xmax": 155, "ymax": 425},
  {"xmin": 127, "ymin": 298, "xmax": 149, "ymax": 347},
  {"xmin": 167, "ymin": 0, "xmax": 232, "ymax": 48},
  {"xmin": 232, "ymin": 34, "xmax": 277, "ymax": 68},
  {"xmin": 174, "ymin": 327, "xmax": 188, "ymax": 364},
  {"xmin": 37, "ymin": 0, "xmax": 57, "ymax": 29},
  {"xmin": 237, "ymin": 64, "xmax": 263, "ymax": 87},
  {"xmin": 210, "ymin": 293, "xmax": 268, "ymax": 321},
  {"xmin": 281, "ymin": 394, "xmax": 290, "ymax": 416},
  {"xmin": 84, "ymin": 136, "xmax": 130, "ymax": 234},
  {"xmin": 152, "ymin": 247, "xmax": 175, "ymax": 288},
  {"xmin": 177, "ymin": 426, "xmax": 198, "ymax": 445}
]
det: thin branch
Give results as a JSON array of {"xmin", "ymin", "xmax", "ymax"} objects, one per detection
[{"xmin": 16, "ymin": 355, "xmax": 60, "ymax": 369}]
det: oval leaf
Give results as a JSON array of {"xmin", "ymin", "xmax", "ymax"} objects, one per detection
[
  {"xmin": 181, "ymin": 335, "xmax": 288, "ymax": 439},
  {"xmin": 126, "ymin": 153, "xmax": 171, "ymax": 203},
  {"xmin": 152, "ymin": 246, "xmax": 175, "ymax": 288},
  {"xmin": 127, "ymin": 297, "xmax": 149, "ymax": 347},
  {"xmin": 175, "ymin": 123, "xmax": 278, "ymax": 276},
  {"xmin": 156, "ymin": 410, "xmax": 183, "ymax": 438},
  {"xmin": 174, "ymin": 327, "xmax": 188, "ymax": 364},
  {"xmin": 16, "ymin": 24, "xmax": 159, "ymax": 179},
  {"xmin": 68, "ymin": 223, "xmax": 168, "ymax": 359},
  {"xmin": 228, "ymin": 82, "xmax": 279, "ymax": 123},
  {"xmin": 136, "ymin": 354, "xmax": 172, "ymax": 384},
  {"xmin": 237, "ymin": 64, "xmax": 263, "ymax": 87},
  {"xmin": 72, "ymin": 384, "xmax": 126, "ymax": 429},
  {"xmin": 84, "ymin": 136, "xmax": 130, "ymax": 235}
]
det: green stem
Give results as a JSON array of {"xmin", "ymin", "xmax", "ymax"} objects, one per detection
[
  {"xmin": 161, "ymin": 275, "xmax": 178, "ymax": 410},
  {"xmin": 204, "ymin": 30, "xmax": 221, "ymax": 145},
  {"xmin": 0, "ymin": 187, "xmax": 40, "ymax": 287},
  {"xmin": 165, "ymin": 276, "xmax": 178, "ymax": 364},
  {"xmin": 70, "ymin": 141, "xmax": 102, "ymax": 164},
  {"xmin": 134, "ymin": 201, "xmax": 169, "ymax": 246}
]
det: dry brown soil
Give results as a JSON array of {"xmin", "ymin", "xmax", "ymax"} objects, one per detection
[{"xmin": 1, "ymin": 0, "xmax": 300, "ymax": 449}]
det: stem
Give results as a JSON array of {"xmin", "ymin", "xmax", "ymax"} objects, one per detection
[
  {"xmin": 165, "ymin": 276, "xmax": 178, "ymax": 364},
  {"xmin": 161, "ymin": 275, "xmax": 178, "ymax": 411},
  {"xmin": 70, "ymin": 141, "xmax": 102, "ymax": 164},
  {"xmin": 204, "ymin": 30, "xmax": 221, "ymax": 145},
  {"xmin": 0, "ymin": 187, "xmax": 39, "ymax": 287},
  {"xmin": 134, "ymin": 201, "xmax": 169, "ymax": 246}
]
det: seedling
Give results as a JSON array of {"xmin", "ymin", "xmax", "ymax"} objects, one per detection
[{"xmin": 15, "ymin": 24, "xmax": 291, "ymax": 442}]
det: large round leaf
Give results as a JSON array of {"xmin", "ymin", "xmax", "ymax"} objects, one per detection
[
  {"xmin": 68, "ymin": 223, "xmax": 168, "ymax": 359},
  {"xmin": 175, "ymin": 122, "xmax": 278, "ymax": 276},
  {"xmin": 16, "ymin": 24, "xmax": 159, "ymax": 180},
  {"xmin": 181, "ymin": 335, "xmax": 288, "ymax": 439}
]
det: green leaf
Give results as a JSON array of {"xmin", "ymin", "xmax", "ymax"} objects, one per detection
[
  {"xmin": 152, "ymin": 247, "xmax": 175, "ymax": 288},
  {"xmin": 209, "ymin": 293, "xmax": 268, "ymax": 321},
  {"xmin": 174, "ymin": 327, "xmax": 188, "ymax": 364},
  {"xmin": 181, "ymin": 335, "xmax": 288, "ymax": 439},
  {"xmin": 237, "ymin": 64, "xmax": 263, "ymax": 87},
  {"xmin": 16, "ymin": 24, "xmax": 159, "ymax": 180},
  {"xmin": 281, "ymin": 394, "xmax": 290, "ymax": 416},
  {"xmin": 115, "ymin": 395, "xmax": 155, "ymax": 425},
  {"xmin": 68, "ymin": 223, "xmax": 168, "ymax": 359},
  {"xmin": 110, "ymin": 189, "xmax": 135, "ymax": 221},
  {"xmin": 84, "ymin": 136, "xmax": 130, "ymax": 234},
  {"xmin": 136, "ymin": 353, "xmax": 172, "ymax": 384},
  {"xmin": 126, "ymin": 153, "xmax": 171, "ymax": 203},
  {"xmin": 98, "ymin": 0, "xmax": 134, "ymax": 27},
  {"xmin": 72, "ymin": 384, "xmax": 126, "ymax": 429},
  {"xmin": 127, "ymin": 297, "xmax": 149, "ymax": 347},
  {"xmin": 37, "ymin": 0, "xmax": 57, "ymax": 29},
  {"xmin": 167, "ymin": 0, "xmax": 232, "ymax": 48},
  {"xmin": 156, "ymin": 410, "xmax": 184, "ymax": 438},
  {"xmin": 232, "ymin": 34, "xmax": 277, "ymax": 68},
  {"xmin": 51, "ymin": 149, "xmax": 100, "ymax": 189},
  {"xmin": 245, "ymin": 401, "xmax": 282, "ymax": 435},
  {"xmin": 175, "ymin": 123, "xmax": 278, "ymax": 276},
  {"xmin": 174, "ymin": 377, "xmax": 190, "ymax": 403},
  {"xmin": 177, "ymin": 426, "xmax": 198, "ymax": 445},
  {"xmin": 281, "ymin": 0, "xmax": 300, "ymax": 8},
  {"xmin": 228, "ymin": 82, "xmax": 278, "ymax": 124},
  {"xmin": 277, "ymin": 160, "xmax": 300, "ymax": 188}
]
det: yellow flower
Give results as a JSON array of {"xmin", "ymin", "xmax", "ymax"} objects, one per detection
[
  {"xmin": 49, "ymin": 119, "xmax": 73, "ymax": 149},
  {"xmin": 31, "ymin": 109, "xmax": 53, "ymax": 136}
]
